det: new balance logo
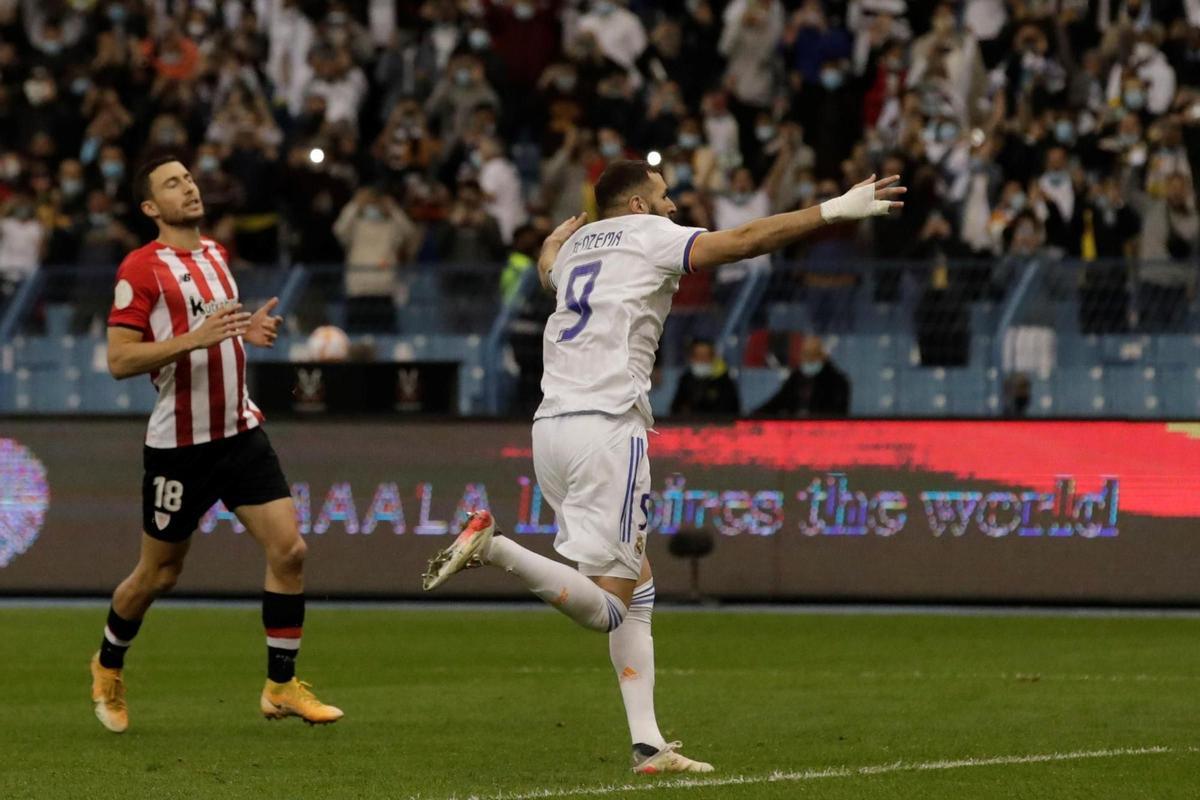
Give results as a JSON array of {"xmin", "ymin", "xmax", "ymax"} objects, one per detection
[
  {"xmin": 180, "ymin": 273, "xmax": 192, "ymax": 283},
  {"xmin": 189, "ymin": 297, "xmax": 238, "ymax": 318}
]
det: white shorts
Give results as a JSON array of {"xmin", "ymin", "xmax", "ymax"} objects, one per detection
[{"xmin": 532, "ymin": 410, "xmax": 650, "ymax": 581}]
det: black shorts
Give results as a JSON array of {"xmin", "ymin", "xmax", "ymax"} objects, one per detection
[{"xmin": 142, "ymin": 427, "xmax": 291, "ymax": 542}]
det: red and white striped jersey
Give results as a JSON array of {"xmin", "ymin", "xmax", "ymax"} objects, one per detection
[{"xmin": 108, "ymin": 238, "xmax": 264, "ymax": 449}]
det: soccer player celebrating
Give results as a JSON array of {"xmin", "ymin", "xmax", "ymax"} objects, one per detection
[
  {"xmin": 89, "ymin": 155, "xmax": 342, "ymax": 732},
  {"xmin": 424, "ymin": 161, "xmax": 903, "ymax": 772}
]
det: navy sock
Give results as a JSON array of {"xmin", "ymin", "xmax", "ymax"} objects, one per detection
[
  {"xmin": 263, "ymin": 591, "xmax": 304, "ymax": 683},
  {"xmin": 98, "ymin": 606, "xmax": 142, "ymax": 669}
]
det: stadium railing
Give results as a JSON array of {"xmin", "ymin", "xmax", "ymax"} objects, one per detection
[
  {"xmin": 666, "ymin": 254, "xmax": 1200, "ymax": 420},
  {"xmin": 3, "ymin": 257, "xmax": 1197, "ymax": 419}
]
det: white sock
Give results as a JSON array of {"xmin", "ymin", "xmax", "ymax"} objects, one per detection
[
  {"xmin": 485, "ymin": 535, "xmax": 627, "ymax": 632},
  {"xmin": 610, "ymin": 579, "xmax": 666, "ymax": 749}
]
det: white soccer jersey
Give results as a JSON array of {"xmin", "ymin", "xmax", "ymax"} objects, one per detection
[{"xmin": 535, "ymin": 214, "xmax": 706, "ymax": 426}]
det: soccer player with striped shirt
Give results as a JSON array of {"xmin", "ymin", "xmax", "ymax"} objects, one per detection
[
  {"xmin": 89, "ymin": 155, "xmax": 342, "ymax": 732},
  {"xmin": 424, "ymin": 161, "xmax": 904, "ymax": 773}
]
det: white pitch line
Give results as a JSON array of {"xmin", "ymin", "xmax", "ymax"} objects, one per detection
[{"xmin": 421, "ymin": 746, "xmax": 1180, "ymax": 800}]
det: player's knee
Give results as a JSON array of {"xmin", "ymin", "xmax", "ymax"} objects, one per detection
[
  {"xmin": 271, "ymin": 537, "xmax": 307, "ymax": 576},
  {"xmin": 150, "ymin": 562, "xmax": 183, "ymax": 595},
  {"xmin": 596, "ymin": 592, "xmax": 628, "ymax": 633}
]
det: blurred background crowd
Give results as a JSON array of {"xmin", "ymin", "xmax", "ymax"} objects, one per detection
[
  {"xmin": 1, "ymin": 0, "xmax": 1199, "ymax": 416},
  {"xmin": 0, "ymin": 0, "xmax": 1195, "ymax": 277}
]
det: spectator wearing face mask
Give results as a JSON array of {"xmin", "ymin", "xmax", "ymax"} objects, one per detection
[
  {"xmin": 266, "ymin": 0, "xmax": 317, "ymax": 117},
  {"xmin": 796, "ymin": 56, "xmax": 863, "ymax": 177},
  {"xmin": 670, "ymin": 117, "xmax": 722, "ymax": 194},
  {"xmin": 56, "ymin": 159, "xmax": 87, "ymax": 217},
  {"xmin": 908, "ymin": 2, "xmax": 988, "ymax": 128},
  {"xmin": 193, "ymin": 143, "xmax": 243, "ymax": 245},
  {"xmin": 476, "ymin": 136, "xmax": 528, "ymax": 244},
  {"xmin": 484, "ymin": 0, "xmax": 561, "ymax": 100},
  {"xmin": 755, "ymin": 336, "xmax": 849, "ymax": 417},
  {"xmin": 305, "ymin": 47, "xmax": 369, "ymax": 127},
  {"xmin": 94, "ymin": 145, "xmax": 129, "ymax": 210},
  {"xmin": 1106, "ymin": 39, "xmax": 1177, "ymax": 117},
  {"xmin": 76, "ymin": 190, "xmax": 139, "ymax": 268},
  {"xmin": 1133, "ymin": 172, "xmax": 1200, "ymax": 331},
  {"xmin": 141, "ymin": 22, "xmax": 202, "ymax": 85},
  {"xmin": 1069, "ymin": 174, "xmax": 1140, "ymax": 261},
  {"xmin": 589, "ymin": 68, "xmax": 640, "ymax": 133},
  {"xmin": 461, "ymin": 24, "xmax": 510, "ymax": 101},
  {"xmin": 541, "ymin": 125, "xmax": 595, "ymax": 222},
  {"xmin": 712, "ymin": 167, "xmax": 772, "ymax": 295},
  {"xmin": 435, "ymin": 179, "xmax": 505, "ymax": 264},
  {"xmin": 784, "ymin": 0, "xmax": 852, "ymax": 87},
  {"xmin": 42, "ymin": 159, "xmax": 89, "ymax": 266},
  {"xmin": 671, "ymin": 339, "xmax": 741, "ymax": 418},
  {"xmin": 719, "ymin": 0, "xmax": 785, "ymax": 145},
  {"xmin": 333, "ymin": 187, "xmax": 420, "ymax": 331},
  {"xmin": 0, "ymin": 191, "xmax": 46, "ymax": 290},
  {"xmin": 19, "ymin": 67, "xmax": 80, "ymax": 155},
  {"xmin": 425, "ymin": 53, "xmax": 501, "ymax": 147},
  {"xmin": 535, "ymin": 62, "xmax": 586, "ymax": 153}
]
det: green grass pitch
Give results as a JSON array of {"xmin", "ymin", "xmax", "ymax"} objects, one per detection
[{"xmin": 3, "ymin": 604, "xmax": 1198, "ymax": 799}]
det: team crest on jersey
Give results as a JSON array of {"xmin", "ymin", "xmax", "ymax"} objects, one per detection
[
  {"xmin": 0, "ymin": 440, "xmax": 49, "ymax": 568},
  {"xmin": 189, "ymin": 297, "xmax": 238, "ymax": 318},
  {"xmin": 155, "ymin": 511, "xmax": 171, "ymax": 531},
  {"xmin": 634, "ymin": 534, "xmax": 645, "ymax": 556}
]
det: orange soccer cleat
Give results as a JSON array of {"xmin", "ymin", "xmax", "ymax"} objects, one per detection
[
  {"xmin": 260, "ymin": 678, "xmax": 344, "ymax": 725},
  {"xmin": 90, "ymin": 652, "xmax": 129, "ymax": 733}
]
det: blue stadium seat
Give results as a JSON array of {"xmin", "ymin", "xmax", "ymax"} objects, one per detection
[
  {"xmin": 894, "ymin": 333, "xmax": 921, "ymax": 368},
  {"xmin": 848, "ymin": 363, "xmax": 896, "ymax": 416},
  {"xmin": 397, "ymin": 304, "xmax": 444, "ymax": 334},
  {"xmin": 14, "ymin": 336, "xmax": 76, "ymax": 368},
  {"xmin": 1028, "ymin": 375, "xmax": 1056, "ymax": 417},
  {"xmin": 234, "ymin": 269, "xmax": 288, "ymax": 308},
  {"xmin": 766, "ymin": 303, "xmax": 811, "ymax": 332},
  {"xmin": 408, "ymin": 272, "xmax": 441, "ymax": 304},
  {"xmin": 1158, "ymin": 367, "xmax": 1200, "ymax": 418},
  {"xmin": 832, "ymin": 333, "xmax": 900, "ymax": 375},
  {"xmin": 44, "ymin": 304, "xmax": 74, "ymax": 337},
  {"xmin": 853, "ymin": 301, "xmax": 905, "ymax": 334},
  {"xmin": 0, "ymin": 366, "xmax": 12, "ymax": 412},
  {"xmin": 969, "ymin": 334, "xmax": 993, "ymax": 369},
  {"xmin": 897, "ymin": 367, "xmax": 948, "ymax": 416},
  {"xmin": 1056, "ymin": 335, "xmax": 1101, "ymax": 367},
  {"xmin": 1054, "ymin": 365, "xmax": 1106, "ymax": 415},
  {"xmin": 970, "ymin": 303, "xmax": 1000, "ymax": 337},
  {"xmin": 738, "ymin": 367, "xmax": 788, "ymax": 414},
  {"xmin": 1154, "ymin": 335, "xmax": 1200, "ymax": 367},
  {"xmin": 946, "ymin": 367, "xmax": 991, "ymax": 415},
  {"xmin": 1054, "ymin": 301, "xmax": 1081, "ymax": 332},
  {"xmin": 1102, "ymin": 365, "xmax": 1159, "ymax": 417}
]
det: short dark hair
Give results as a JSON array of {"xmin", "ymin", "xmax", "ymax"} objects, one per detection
[
  {"xmin": 594, "ymin": 159, "xmax": 658, "ymax": 216},
  {"xmin": 134, "ymin": 154, "xmax": 184, "ymax": 203}
]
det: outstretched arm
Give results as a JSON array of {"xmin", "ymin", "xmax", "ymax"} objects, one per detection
[
  {"xmin": 688, "ymin": 175, "xmax": 905, "ymax": 272},
  {"xmin": 538, "ymin": 213, "xmax": 588, "ymax": 291}
]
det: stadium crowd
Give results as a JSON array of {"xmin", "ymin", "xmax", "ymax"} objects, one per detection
[{"xmin": 0, "ymin": 0, "xmax": 1198, "ymax": 336}]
